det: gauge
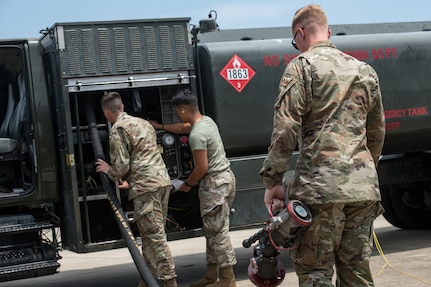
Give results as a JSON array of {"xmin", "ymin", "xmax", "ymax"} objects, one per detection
[
  {"xmin": 179, "ymin": 136, "xmax": 189, "ymax": 145},
  {"xmin": 161, "ymin": 133, "xmax": 175, "ymax": 147}
]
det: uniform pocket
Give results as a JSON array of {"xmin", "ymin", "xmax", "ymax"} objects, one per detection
[
  {"xmin": 133, "ymin": 197, "xmax": 154, "ymax": 220},
  {"xmin": 212, "ymin": 172, "xmax": 231, "ymax": 187}
]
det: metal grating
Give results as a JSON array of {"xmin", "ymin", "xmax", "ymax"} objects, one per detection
[
  {"xmin": 0, "ymin": 260, "xmax": 60, "ymax": 282},
  {"xmin": 129, "ymin": 27, "xmax": 143, "ymax": 72},
  {"xmin": 159, "ymin": 26, "xmax": 173, "ymax": 70},
  {"xmin": 64, "ymin": 30, "xmax": 80, "ymax": 76},
  {"xmin": 174, "ymin": 25, "xmax": 188, "ymax": 68},
  {"xmin": 143, "ymin": 26, "xmax": 157, "ymax": 70},
  {"xmin": 56, "ymin": 19, "xmax": 192, "ymax": 78},
  {"xmin": 98, "ymin": 28, "xmax": 112, "ymax": 73},
  {"xmin": 82, "ymin": 29, "xmax": 96, "ymax": 74},
  {"xmin": 113, "ymin": 28, "xmax": 127, "ymax": 72},
  {"xmin": 0, "ymin": 222, "xmax": 54, "ymax": 234}
]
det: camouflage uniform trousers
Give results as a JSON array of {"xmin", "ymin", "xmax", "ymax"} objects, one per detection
[
  {"xmin": 201, "ymin": 172, "xmax": 237, "ymax": 268},
  {"xmin": 134, "ymin": 186, "xmax": 177, "ymax": 282},
  {"xmin": 290, "ymin": 201, "xmax": 384, "ymax": 287}
]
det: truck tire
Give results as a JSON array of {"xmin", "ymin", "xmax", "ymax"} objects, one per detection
[
  {"xmin": 380, "ymin": 188, "xmax": 407, "ymax": 229},
  {"xmin": 389, "ymin": 188, "xmax": 431, "ymax": 229}
]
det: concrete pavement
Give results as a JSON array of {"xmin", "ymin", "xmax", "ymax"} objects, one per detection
[{"xmin": 1, "ymin": 216, "xmax": 431, "ymax": 286}]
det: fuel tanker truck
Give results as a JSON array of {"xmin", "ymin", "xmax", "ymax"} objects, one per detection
[{"xmin": 0, "ymin": 15, "xmax": 430, "ymax": 283}]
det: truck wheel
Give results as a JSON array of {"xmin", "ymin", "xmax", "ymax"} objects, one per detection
[
  {"xmin": 389, "ymin": 188, "xmax": 431, "ymax": 229},
  {"xmin": 380, "ymin": 188, "xmax": 406, "ymax": 229}
]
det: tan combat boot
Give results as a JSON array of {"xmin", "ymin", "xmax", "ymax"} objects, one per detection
[
  {"xmin": 189, "ymin": 263, "xmax": 219, "ymax": 287},
  {"xmin": 206, "ymin": 266, "xmax": 236, "ymax": 287}
]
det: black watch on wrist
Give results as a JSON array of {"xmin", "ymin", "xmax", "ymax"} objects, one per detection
[{"xmin": 184, "ymin": 180, "xmax": 193, "ymax": 187}]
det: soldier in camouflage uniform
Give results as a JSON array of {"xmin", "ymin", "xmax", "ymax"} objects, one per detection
[
  {"xmin": 259, "ymin": 5, "xmax": 385, "ymax": 287},
  {"xmin": 95, "ymin": 91, "xmax": 177, "ymax": 287},
  {"xmin": 151, "ymin": 89, "xmax": 237, "ymax": 287}
]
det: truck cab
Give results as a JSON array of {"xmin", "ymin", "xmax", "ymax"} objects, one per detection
[{"xmin": 0, "ymin": 40, "xmax": 59, "ymax": 281}]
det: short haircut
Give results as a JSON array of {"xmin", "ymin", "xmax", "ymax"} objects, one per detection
[
  {"xmin": 292, "ymin": 4, "xmax": 328, "ymax": 33},
  {"xmin": 171, "ymin": 89, "xmax": 198, "ymax": 112},
  {"xmin": 101, "ymin": 91, "xmax": 123, "ymax": 113}
]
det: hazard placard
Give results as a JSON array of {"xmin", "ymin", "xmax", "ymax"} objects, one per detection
[{"xmin": 219, "ymin": 54, "xmax": 256, "ymax": 93}]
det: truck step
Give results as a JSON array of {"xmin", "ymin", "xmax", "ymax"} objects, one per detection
[
  {"xmin": 0, "ymin": 221, "xmax": 54, "ymax": 235},
  {"xmin": 0, "ymin": 260, "xmax": 60, "ymax": 282}
]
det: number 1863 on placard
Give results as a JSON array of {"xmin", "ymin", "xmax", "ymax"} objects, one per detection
[{"xmin": 227, "ymin": 68, "xmax": 249, "ymax": 80}]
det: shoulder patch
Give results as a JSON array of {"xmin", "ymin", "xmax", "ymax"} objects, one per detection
[{"xmin": 280, "ymin": 76, "xmax": 293, "ymax": 87}]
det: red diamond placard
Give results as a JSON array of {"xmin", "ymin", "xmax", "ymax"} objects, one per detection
[{"xmin": 220, "ymin": 54, "xmax": 256, "ymax": 93}]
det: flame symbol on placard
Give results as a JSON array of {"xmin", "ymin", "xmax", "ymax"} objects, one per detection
[{"xmin": 232, "ymin": 56, "xmax": 241, "ymax": 68}]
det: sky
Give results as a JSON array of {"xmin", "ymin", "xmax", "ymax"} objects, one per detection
[{"xmin": 0, "ymin": 0, "xmax": 430, "ymax": 39}]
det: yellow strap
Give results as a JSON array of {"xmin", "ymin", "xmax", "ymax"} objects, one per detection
[{"xmin": 373, "ymin": 230, "xmax": 431, "ymax": 285}]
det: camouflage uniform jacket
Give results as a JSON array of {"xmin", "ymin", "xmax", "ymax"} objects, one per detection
[
  {"xmin": 259, "ymin": 40, "xmax": 385, "ymax": 205},
  {"xmin": 107, "ymin": 112, "xmax": 171, "ymax": 200}
]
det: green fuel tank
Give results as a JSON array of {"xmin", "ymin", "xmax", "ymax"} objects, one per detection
[{"xmin": 198, "ymin": 31, "xmax": 431, "ymax": 156}]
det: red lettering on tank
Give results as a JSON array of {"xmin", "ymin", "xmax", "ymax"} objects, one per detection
[
  {"xmin": 372, "ymin": 48, "xmax": 397, "ymax": 59},
  {"xmin": 265, "ymin": 47, "xmax": 398, "ymax": 69},
  {"xmin": 385, "ymin": 107, "xmax": 427, "ymax": 119},
  {"xmin": 385, "ymin": 121, "xmax": 401, "ymax": 131},
  {"xmin": 385, "ymin": 47, "xmax": 397, "ymax": 59},
  {"xmin": 283, "ymin": 54, "xmax": 297, "ymax": 65},
  {"xmin": 344, "ymin": 50, "xmax": 369, "ymax": 61},
  {"xmin": 263, "ymin": 55, "xmax": 280, "ymax": 67},
  {"xmin": 339, "ymin": 48, "xmax": 397, "ymax": 60},
  {"xmin": 384, "ymin": 109, "xmax": 407, "ymax": 119},
  {"xmin": 407, "ymin": 106, "xmax": 428, "ymax": 116},
  {"xmin": 372, "ymin": 48, "xmax": 385, "ymax": 59}
]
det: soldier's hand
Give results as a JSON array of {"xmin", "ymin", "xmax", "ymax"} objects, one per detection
[
  {"xmin": 95, "ymin": 159, "xmax": 110, "ymax": 174},
  {"xmin": 264, "ymin": 185, "xmax": 286, "ymax": 211},
  {"xmin": 118, "ymin": 179, "xmax": 129, "ymax": 189},
  {"xmin": 179, "ymin": 183, "xmax": 192, "ymax": 192}
]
